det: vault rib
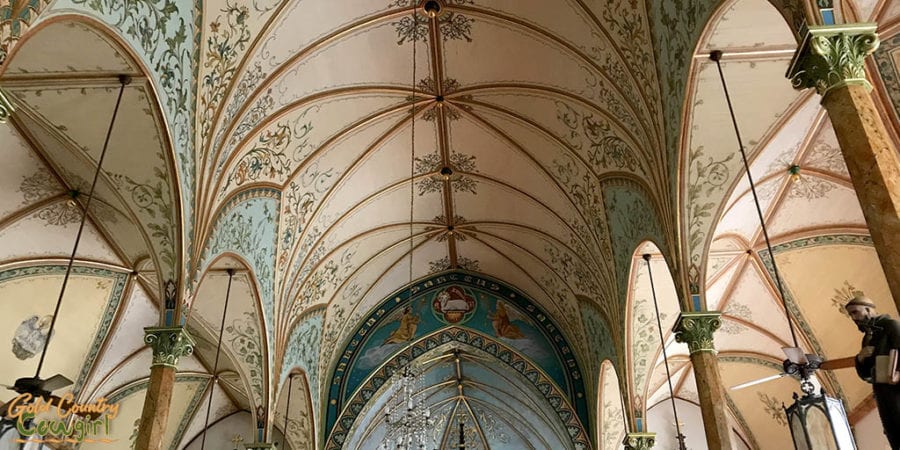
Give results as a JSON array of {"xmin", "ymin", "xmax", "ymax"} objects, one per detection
[
  {"xmin": 449, "ymin": 4, "xmax": 661, "ymax": 151},
  {"xmin": 199, "ymin": 86, "xmax": 418, "ymax": 243},
  {"xmin": 204, "ymin": 8, "xmax": 412, "ymax": 191},
  {"xmin": 311, "ymin": 232, "xmax": 435, "ymax": 356},
  {"xmin": 275, "ymin": 110, "xmax": 419, "ymax": 301}
]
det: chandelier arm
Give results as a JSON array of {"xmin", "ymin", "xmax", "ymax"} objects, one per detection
[
  {"xmin": 34, "ymin": 75, "xmax": 131, "ymax": 379},
  {"xmin": 200, "ymin": 268, "xmax": 234, "ymax": 450},
  {"xmin": 710, "ymin": 50, "xmax": 800, "ymax": 349},
  {"xmin": 644, "ymin": 254, "xmax": 687, "ymax": 450}
]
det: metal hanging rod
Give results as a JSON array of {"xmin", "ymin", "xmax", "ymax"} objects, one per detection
[
  {"xmin": 200, "ymin": 268, "xmax": 235, "ymax": 450},
  {"xmin": 709, "ymin": 50, "xmax": 801, "ymax": 349},
  {"xmin": 34, "ymin": 74, "xmax": 131, "ymax": 379},
  {"xmin": 644, "ymin": 254, "xmax": 686, "ymax": 450}
]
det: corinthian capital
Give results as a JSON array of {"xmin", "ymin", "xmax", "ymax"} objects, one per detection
[
  {"xmin": 673, "ymin": 311, "xmax": 722, "ymax": 354},
  {"xmin": 144, "ymin": 326, "xmax": 194, "ymax": 368},
  {"xmin": 243, "ymin": 444, "xmax": 275, "ymax": 450},
  {"xmin": 623, "ymin": 432, "xmax": 656, "ymax": 450},
  {"xmin": 787, "ymin": 23, "xmax": 879, "ymax": 97}
]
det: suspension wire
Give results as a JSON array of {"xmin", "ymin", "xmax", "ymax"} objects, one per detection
[
  {"xmin": 35, "ymin": 75, "xmax": 131, "ymax": 379},
  {"xmin": 283, "ymin": 375, "xmax": 294, "ymax": 442},
  {"xmin": 710, "ymin": 50, "xmax": 800, "ymax": 349},
  {"xmin": 644, "ymin": 254, "xmax": 686, "ymax": 450},
  {"xmin": 408, "ymin": 0, "xmax": 416, "ymax": 300},
  {"xmin": 200, "ymin": 269, "xmax": 234, "ymax": 450}
]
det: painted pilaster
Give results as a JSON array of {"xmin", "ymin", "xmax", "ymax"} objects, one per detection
[
  {"xmin": 673, "ymin": 312, "xmax": 732, "ymax": 450},
  {"xmin": 134, "ymin": 327, "xmax": 194, "ymax": 450},
  {"xmin": 788, "ymin": 24, "xmax": 900, "ymax": 313},
  {"xmin": 623, "ymin": 432, "xmax": 656, "ymax": 450}
]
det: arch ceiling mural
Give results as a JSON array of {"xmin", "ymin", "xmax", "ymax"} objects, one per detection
[
  {"xmin": 3, "ymin": 0, "xmax": 900, "ymax": 448},
  {"xmin": 324, "ymin": 272, "xmax": 589, "ymax": 448}
]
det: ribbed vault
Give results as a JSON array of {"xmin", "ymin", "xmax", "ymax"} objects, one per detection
[{"xmin": 188, "ymin": 1, "xmax": 678, "ymax": 427}]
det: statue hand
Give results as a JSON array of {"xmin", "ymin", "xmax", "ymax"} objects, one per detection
[{"xmin": 857, "ymin": 346, "xmax": 875, "ymax": 362}]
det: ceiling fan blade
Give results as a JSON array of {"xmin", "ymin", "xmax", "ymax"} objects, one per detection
[
  {"xmin": 782, "ymin": 347, "xmax": 808, "ymax": 365},
  {"xmin": 820, "ymin": 356, "xmax": 857, "ymax": 371},
  {"xmin": 730, "ymin": 373, "xmax": 787, "ymax": 391},
  {"xmin": 42, "ymin": 374, "xmax": 73, "ymax": 392}
]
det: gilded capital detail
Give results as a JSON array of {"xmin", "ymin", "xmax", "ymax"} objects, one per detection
[
  {"xmin": 787, "ymin": 23, "xmax": 879, "ymax": 97},
  {"xmin": 243, "ymin": 444, "xmax": 275, "ymax": 450},
  {"xmin": 144, "ymin": 326, "xmax": 194, "ymax": 368},
  {"xmin": 0, "ymin": 88, "xmax": 15, "ymax": 123},
  {"xmin": 673, "ymin": 311, "xmax": 722, "ymax": 354},
  {"xmin": 624, "ymin": 432, "xmax": 656, "ymax": 450}
]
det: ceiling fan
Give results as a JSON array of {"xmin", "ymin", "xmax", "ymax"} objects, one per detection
[
  {"xmin": 0, "ymin": 76, "xmax": 131, "ymax": 426},
  {"xmin": 730, "ymin": 346, "xmax": 855, "ymax": 392},
  {"xmin": 0, "ymin": 374, "xmax": 75, "ymax": 419}
]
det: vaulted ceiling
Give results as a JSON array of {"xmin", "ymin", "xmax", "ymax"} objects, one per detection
[
  {"xmin": 630, "ymin": 0, "xmax": 900, "ymax": 449},
  {"xmin": 1, "ymin": 0, "xmax": 900, "ymax": 449}
]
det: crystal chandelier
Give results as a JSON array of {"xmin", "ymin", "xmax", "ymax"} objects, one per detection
[{"xmin": 381, "ymin": 367, "xmax": 433, "ymax": 449}]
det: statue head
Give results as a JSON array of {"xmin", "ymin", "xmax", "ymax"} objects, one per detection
[{"xmin": 845, "ymin": 295, "xmax": 877, "ymax": 328}]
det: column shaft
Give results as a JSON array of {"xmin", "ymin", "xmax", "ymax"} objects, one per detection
[
  {"xmin": 787, "ymin": 23, "xmax": 900, "ymax": 308},
  {"xmin": 134, "ymin": 365, "xmax": 176, "ymax": 450},
  {"xmin": 134, "ymin": 326, "xmax": 194, "ymax": 450},
  {"xmin": 690, "ymin": 351, "xmax": 732, "ymax": 450},
  {"xmin": 822, "ymin": 84, "xmax": 900, "ymax": 309},
  {"xmin": 673, "ymin": 312, "xmax": 732, "ymax": 450}
]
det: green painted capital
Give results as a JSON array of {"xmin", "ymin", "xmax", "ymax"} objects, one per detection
[
  {"xmin": 623, "ymin": 432, "xmax": 656, "ymax": 450},
  {"xmin": 0, "ymin": 88, "xmax": 14, "ymax": 123},
  {"xmin": 673, "ymin": 311, "xmax": 722, "ymax": 354},
  {"xmin": 243, "ymin": 444, "xmax": 275, "ymax": 450},
  {"xmin": 787, "ymin": 23, "xmax": 879, "ymax": 97},
  {"xmin": 144, "ymin": 326, "xmax": 194, "ymax": 368}
]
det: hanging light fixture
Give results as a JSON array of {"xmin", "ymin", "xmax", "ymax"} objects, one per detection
[
  {"xmin": 643, "ymin": 254, "xmax": 687, "ymax": 450},
  {"xmin": 281, "ymin": 373, "xmax": 295, "ymax": 445},
  {"xmin": 379, "ymin": 3, "xmax": 433, "ymax": 448},
  {"xmin": 200, "ymin": 268, "xmax": 234, "ymax": 450},
  {"xmin": 381, "ymin": 366, "xmax": 432, "ymax": 449},
  {"xmin": 710, "ymin": 50, "xmax": 855, "ymax": 449},
  {"xmin": 0, "ymin": 75, "xmax": 130, "ymax": 446}
]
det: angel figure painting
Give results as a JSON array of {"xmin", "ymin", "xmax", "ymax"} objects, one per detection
[
  {"xmin": 383, "ymin": 306, "xmax": 420, "ymax": 344},
  {"xmin": 488, "ymin": 300, "xmax": 525, "ymax": 339}
]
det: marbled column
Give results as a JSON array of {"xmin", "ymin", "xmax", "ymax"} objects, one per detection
[
  {"xmin": 788, "ymin": 23, "xmax": 900, "ymax": 311},
  {"xmin": 673, "ymin": 312, "xmax": 732, "ymax": 450},
  {"xmin": 623, "ymin": 432, "xmax": 656, "ymax": 450},
  {"xmin": 0, "ymin": 87, "xmax": 15, "ymax": 123},
  {"xmin": 134, "ymin": 327, "xmax": 194, "ymax": 450}
]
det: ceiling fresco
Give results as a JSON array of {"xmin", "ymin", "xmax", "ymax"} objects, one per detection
[
  {"xmin": 323, "ymin": 271, "xmax": 589, "ymax": 447},
  {"xmin": 345, "ymin": 346, "xmax": 576, "ymax": 450},
  {"xmin": 1, "ymin": 0, "xmax": 900, "ymax": 448}
]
